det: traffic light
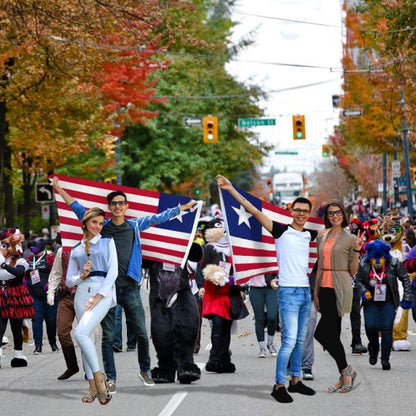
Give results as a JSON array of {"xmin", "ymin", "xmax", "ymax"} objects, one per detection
[
  {"xmin": 411, "ymin": 167, "xmax": 416, "ymax": 186},
  {"xmin": 203, "ymin": 115, "xmax": 218, "ymax": 143},
  {"xmin": 322, "ymin": 144, "xmax": 330, "ymax": 157},
  {"xmin": 104, "ymin": 176, "xmax": 116, "ymax": 184},
  {"xmin": 292, "ymin": 115, "xmax": 306, "ymax": 140}
]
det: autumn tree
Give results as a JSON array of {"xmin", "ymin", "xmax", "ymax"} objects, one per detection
[
  {"xmin": 0, "ymin": 1, "xmax": 180, "ymax": 229},
  {"xmin": 120, "ymin": 0, "xmax": 268, "ymax": 201}
]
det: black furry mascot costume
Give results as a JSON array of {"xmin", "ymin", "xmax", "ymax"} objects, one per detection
[{"xmin": 147, "ymin": 243, "xmax": 203, "ymax": 384}]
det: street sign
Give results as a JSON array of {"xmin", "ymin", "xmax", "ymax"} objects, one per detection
[
  {"xmin": 342, "ymin": 109, "xmax": 363, "ymax": 117},
  {"xmin": 238, "ymin": 118, "xmax": 276, "ymax": 128},
  {"xmin": 392, "ymin": 160, "xmax": 401, "ymax": 178},
  {"xmin": 36, "ymin": 183, "xmax": 54, "ymax": 203},
  {"xmin": 274, "ymin": 151, "xmax": 298, "ymax": 155},
  {"xmin": 183, "ymin": 117, "xmax": 203, "ymax": 126},
  {"xmin": 41, "ymin": 205, "xmax": 50, "ymax": 220}
]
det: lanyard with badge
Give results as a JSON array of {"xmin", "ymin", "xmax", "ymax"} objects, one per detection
[
  {"xmin": 371, "ymin": 265, "xmax": 386, "ymax": 301},
  {"xmin": 30, "ymin": 252, "xmax": 45, "ymax": 285}
]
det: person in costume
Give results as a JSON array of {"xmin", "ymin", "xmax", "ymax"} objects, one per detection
[
  {"xmin": 0, "ymin": 228, "xmax": 34, "ymax": 368},
  {"xmin": 355, "ymin": 239, "xmax": 413, "ymax": 370},
  {"xmin": 201, "ymin": 218, "xmax": 249, "ymax": 374}
]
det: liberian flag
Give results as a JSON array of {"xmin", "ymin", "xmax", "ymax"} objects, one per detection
[
  {"xmin": 52, "ymin": 174, "xmax": 202, "ymax": 268},
  {"xmin": 219, "ymin": 186, "xmax": 324, "ymax": 283}
]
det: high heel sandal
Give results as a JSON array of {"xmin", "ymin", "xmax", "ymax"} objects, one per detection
[
  {"xmin": 328, "ymin": 376, "xmax": 342, "ymax": 393},
  {"xmin": 95, "ymin": 373, "xmax": 112, "ymax": 405},
  {"xmin": 338, "ymin": 364, "xmax": 357, "ymax": 393},
  {"xmin": 81, "ymin": 389, "xmax": 97, "ymax": 403}
]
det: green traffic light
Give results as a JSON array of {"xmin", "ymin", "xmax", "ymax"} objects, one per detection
[
  {"xmin": 195, "ymin": 189, "xmax": 200, "ymax": 195},
  {"xmin": 296, "ymin": 130, "xmax": 303, "ymax": 139}
]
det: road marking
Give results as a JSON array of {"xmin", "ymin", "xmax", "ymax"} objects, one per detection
[{"xmin": 159, "ymin": 392, "xmax": 188, "ymax": 416}]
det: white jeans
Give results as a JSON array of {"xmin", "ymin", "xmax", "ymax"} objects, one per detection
[{"xmin": 74, "ymin": 279, "xmax": 112, "ymax": 380}]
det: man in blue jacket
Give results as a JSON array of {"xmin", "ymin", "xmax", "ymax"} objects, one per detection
[{"xmin": 53, "ymin": 177, "xmax": 196, "ymax": 393}]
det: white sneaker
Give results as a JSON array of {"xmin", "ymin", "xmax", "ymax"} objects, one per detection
[
  {"xmin": 267, "ymin": 343, "xmax": 278, "ymax": 357},
  {"xmin": 258, "ymin": 348, "xmax": 267, "ymax": 358}
]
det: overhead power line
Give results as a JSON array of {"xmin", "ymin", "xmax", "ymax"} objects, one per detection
[{"xmin": 154, "ymin": 79, "xmax": 338, "ymax": 100}]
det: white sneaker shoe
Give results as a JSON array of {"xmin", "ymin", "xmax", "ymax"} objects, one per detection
[
  {"xmin": 258, "ymin": 348, "xmax": 267, "ymax": 358},
  {"xmin": 267, "ymin": 343, "xmax": 278, "ymax": 357}
]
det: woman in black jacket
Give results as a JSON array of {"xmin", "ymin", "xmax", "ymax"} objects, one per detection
[{"xmin": 355, "ymin": 239, "xmax": 413, "ymax": 370}]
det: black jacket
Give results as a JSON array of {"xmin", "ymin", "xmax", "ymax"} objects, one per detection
[{"xmin": 354, "ymin": 257, "xmax": 413, "ymax": 308}]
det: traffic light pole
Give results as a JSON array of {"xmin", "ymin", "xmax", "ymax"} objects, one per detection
[{"xmin": 401, "ymin": 90, "xmax": 414, "ymax": 216}]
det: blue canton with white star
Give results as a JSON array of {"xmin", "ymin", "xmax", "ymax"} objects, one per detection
[
  {"xmin": 155, "ymin": 192, "xmax": 196, "ymax": 233},
  {"xmin": 222, "ymin": 187, "xmax": 263, "ymax": 242}
]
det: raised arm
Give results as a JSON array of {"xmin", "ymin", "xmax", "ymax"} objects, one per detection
[
  {"xmin": 52, "ymin": 176, "xmax": 76, "ymax": 205},
  {"xmin": 216, "ymin": 175, "xmax": 273, "ymax": 233}
]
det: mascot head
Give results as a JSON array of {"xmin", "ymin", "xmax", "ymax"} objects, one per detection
[
  {"xmin": 349, "ymin": 218, "xmax": 362, "ymax": 236},
  {"xmin": 0, "ymin": 228, "xmax": 24, "ymax": 261},
  {"xmin": 204, "ymin": 218, "xmax": 225, "ymax": 244},
  {"xmin": 376, "ymin": 215, "xmax": 403, "ymax": 250},
  {"xmin": 365, "ymin": 239, "xmax": 391, "ymax": 270},
  {"xmin": 362, "ymin": 218, "xmax": 378, "ymax": 242},
  {"xmin": 28, "ymin": 237, "xmax": 46, "ymax": 255}
]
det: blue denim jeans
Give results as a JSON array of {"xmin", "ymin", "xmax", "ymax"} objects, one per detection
[
  {"xmin": 101, "ymin": 285, "xmax": 150, "ymax": 381},
  {"xmin": 363, "ymin": 301, "xmax": 396, "ymax": 361},
  {"xmin": 31, "ymin": 296, "xmax": 58, "ymax": 347},
  {"xmin": 113, "ymin": 304, "xmax": 137, "ymax": 350},
  {"xmin": 275, "ymin": 287, "xmax": 311, "ymax": 384}
]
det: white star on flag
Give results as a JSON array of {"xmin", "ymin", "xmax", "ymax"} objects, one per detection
[
  {"xmin": 232, "ymin": 204, "xmax": 253, "ymax": 228},
  {"xmin": 170, "ymin": 208, "xmax": 189, "ymax": 223}
]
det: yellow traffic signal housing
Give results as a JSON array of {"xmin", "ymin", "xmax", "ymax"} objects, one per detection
[
  {"xmin": 203, "ymin": 115, "xmax": 218, "ymax": 143},
  {"xmin": 292, "ymin": 115, "xmax": 306, "ymax": 140},
  {"xmin": 322, "ymin": 144, "xmax": 330, "ymax": 157}
]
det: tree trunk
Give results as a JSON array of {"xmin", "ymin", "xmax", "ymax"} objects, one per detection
[{"xmin": 0, "ymin": 99, "xmax": 14, "ymax": 227}]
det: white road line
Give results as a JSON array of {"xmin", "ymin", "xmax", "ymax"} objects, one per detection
[{"xmin": 159, "ymin": 392, "xmax": 188, "ymax": 416}]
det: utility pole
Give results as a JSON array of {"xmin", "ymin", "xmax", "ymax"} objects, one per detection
[
  {"xmin": 401, "ymin": 90, "xmax": 414, "ymax": 216},
  {"xmin": 382, "ymin": 152, "xmax": 387, "ymax": 214}
]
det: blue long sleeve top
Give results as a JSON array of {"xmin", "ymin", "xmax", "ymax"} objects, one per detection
[
  {"xmin": 66, "ymin": 234, "xmax": 118, "ymax": 307},
  {"xmin": 69, "ymin": 200, "xmax": 181, "ymax": 284}
]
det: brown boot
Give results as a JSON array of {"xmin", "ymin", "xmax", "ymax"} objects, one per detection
[{"xmin": 58, "ymin": 345, "xmax": 79, "ymax": 380}]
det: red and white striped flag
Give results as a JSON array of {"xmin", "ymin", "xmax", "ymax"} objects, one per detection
[
  {"xmin": 52, "ymin": 174, "xmax": 202, "ymax": 268},
  {"xmin": 219, "ymin": 187, "xmax": 324, "ymax": 283}
]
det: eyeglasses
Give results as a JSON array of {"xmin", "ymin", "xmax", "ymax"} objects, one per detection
[
  {"xmin": 292, "ymin": 208, "xmax": 311, "ymax": 215},
  {"xmin": 327, "ymin": 209, "xmax": 343, "ymax": 217},
  {"xmin": 109, "ymin": 200, "xmax": 127, "ymax": 207}
]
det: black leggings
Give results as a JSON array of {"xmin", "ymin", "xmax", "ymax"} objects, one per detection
[
  {"xmin": 209, "ymin": 315, "xmax": 233, "ymax": 363},
  {"xmin": 0, "ymin": 318, "xmax": 23, "ymax": 350},
  {"xmin": 314, "ymin": 288, "xmax": 348, "ymax": 373}
]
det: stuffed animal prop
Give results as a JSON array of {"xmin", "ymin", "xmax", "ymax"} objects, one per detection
[
  {"xmin": 0, "ymin": 229, "xmax": 34, "ymax": 368},
  {"xmin": 147, "ymin": 243, "xmax": 203, "ymax": 384},
  {"xmin": 376, "ymin": 216, "xmax": 410, "ymax": 350},
  {"xmin": 201, "ymin": 218, "xmax": 249, "ymax": 374}
]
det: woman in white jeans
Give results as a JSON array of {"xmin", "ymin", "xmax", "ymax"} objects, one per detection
[{"xmin": 66, "ymin": 207, "xmax": 117, "ymax": 405}]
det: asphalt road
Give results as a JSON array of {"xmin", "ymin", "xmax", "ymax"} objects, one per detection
[{"xmin": 1, "ymin": 285, "xmax": 415, "ymax": 416}]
